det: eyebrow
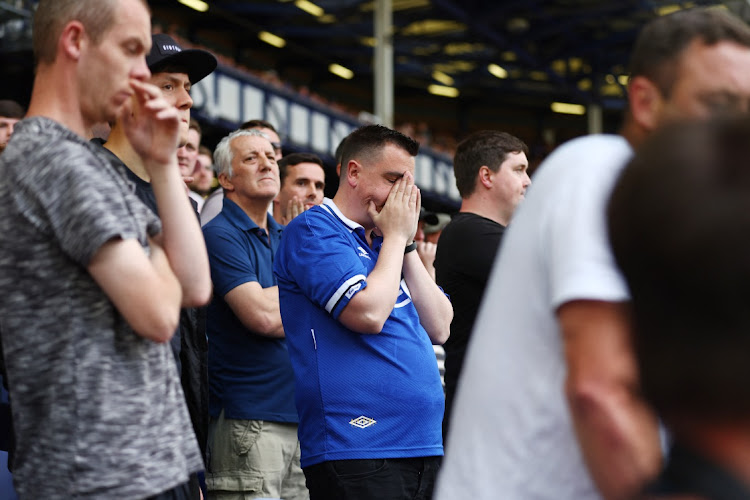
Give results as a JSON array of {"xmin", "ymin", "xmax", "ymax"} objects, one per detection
[
  {"xmin": 156, "ymin": 74, "xmax": 191, "ymax": 87},
  {"xmin": 383, "ymin": 171, "xmax": 405, "ymax": 179}
]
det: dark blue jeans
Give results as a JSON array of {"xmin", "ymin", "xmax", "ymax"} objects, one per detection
[{"xmin": 304, "ymin": 456, "xmax": 441, "ymax": 500}]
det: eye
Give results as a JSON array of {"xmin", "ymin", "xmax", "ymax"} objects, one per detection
[{"xmin": 162, "ymin": 84, "xmax": 174, "ymax": 92}]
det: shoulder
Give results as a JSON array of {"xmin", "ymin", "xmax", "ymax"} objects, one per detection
[
  {"xmin": 285, "ymin": 205, "xmax": 337, "ymax": 238},
  {"xmin": 203, "ymin": 214, "xmax": 243, "ymax": 249},
  {"xmin": 442, "ymin": 213, "xmax": 501, "ymax": 239},
  {"xmin": 541, "ymin": 134, "xmax": 632, "ymax": 175}
]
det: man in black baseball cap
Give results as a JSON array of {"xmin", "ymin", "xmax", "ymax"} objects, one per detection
[
  {"xmin": 147, "ymin": 33, "xmax": 217, "ymax": 85},
  {"xmin": 99, "ymin": 34, "xmax": 218, "ymax": 499}
]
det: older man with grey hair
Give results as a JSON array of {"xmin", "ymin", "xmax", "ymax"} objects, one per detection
[{"xmin": 202, "ymin": 129, "xmax": 307, "ymax": 500}]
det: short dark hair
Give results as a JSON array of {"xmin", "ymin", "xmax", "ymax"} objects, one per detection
[
  {"xmin": 189, "ymin": 118, "xmax": 202, "ymax": 137},
  {"xmin": 339, "ymin": 125, "xmax": 419, "ymax": 178},
  {"xmin": 608, "ymin": 117, "xmax": 750, "ymax": 421},
  {"xmin": 277, "ymin": 152, "xmax": 324, "ymax": 185},
  {"xmin": 240, "ymin": 119, "xmax": 278, "ymax": 134},
  {"xmin": 334, "ymin": 135, "xmax": 348, "ymax": 166},
  {"xmin": 628, "ymin": 8, "xmax": 750, "ymax": 96},
  {"xmin": 453, "ymin": 131, "xmax": 528, "ymax": 198},
  {"xmin": 0, "ymin": 100, "xmax": 24, "ymax": 119}
]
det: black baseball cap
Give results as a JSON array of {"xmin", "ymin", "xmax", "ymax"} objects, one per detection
[{"xmin": 146, "ymin": 33, "xmax": 217, "ymax": 84}]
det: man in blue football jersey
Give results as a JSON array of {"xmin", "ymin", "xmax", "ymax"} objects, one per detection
[{"xmin": 274, "ymin": 124, "xmax": 453, "ymax": 500}]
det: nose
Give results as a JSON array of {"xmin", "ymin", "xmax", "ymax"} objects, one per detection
[
  {"xmin": 7, "ymin": 122, "xmax": 14, "ymax": 137},
  {"xmin": 259, "ymin": 156, "xmax": 273, "ymax": 171},
  {"xmin": 178, "ymin": 86, "xmax": 193, "ymax": 110},
  {"xmin": 524, "ymin": 172, "xmax": 531, "ymax": 187},
  {"xmin": 133, "ymin": 57, "xmax": 151, "ymax": 82}
]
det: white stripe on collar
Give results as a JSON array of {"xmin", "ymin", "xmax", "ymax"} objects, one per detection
[{"xmin": 322, "ymin": 199, "xmax": 363, "ymax": 234}]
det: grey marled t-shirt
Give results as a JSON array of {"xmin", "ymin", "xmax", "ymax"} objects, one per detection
[{"xmin": 0, "ymin": 118, "xmax": 203, "ymax": 499}]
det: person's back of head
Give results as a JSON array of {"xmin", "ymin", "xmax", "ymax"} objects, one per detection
[
  {"xmin": 608, "ymin": 117, "xmax": 750, "ymax": 425},
  {"xmin": 453, "ymin": 130, "xmax": 528, "ymax": 199}
]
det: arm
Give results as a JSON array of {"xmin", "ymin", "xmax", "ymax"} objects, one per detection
[
  {"xmin": 122, "ymin": 79, "xmax": 212, "ymax": 307},
  {"xmin": 88, "ymin": 237, "xmax": 182, "ymax": 343},
  {"xmin": 338, "ymin": 172, "xmax": 419, "ymax": 334},
  {"xmin": 403, "ymin": 248, "xmax": 452, "ymax": 344},
  {"xmin": 559, "ymin": 299, "xmax": 662, "ymax": 500},
  {"xmin": 224, "ymin": 283, "xmax": 284, "ymax": 338}
]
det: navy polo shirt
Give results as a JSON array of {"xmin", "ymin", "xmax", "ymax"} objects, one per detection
[
  {"xmin": 203, "ymin": 198, "xmax": 297, "ymax": 422},
  {"xmin": 274, "ymin": 199, "xmax": 444, "ymax": 468}
]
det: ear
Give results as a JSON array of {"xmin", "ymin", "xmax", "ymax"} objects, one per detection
[
  {"xmin": 478, "ymin": 165, "xmax": 493, "ymax": 189},
  {"xmin": 218, "ymin": 172, "xmax": 234, "ymax": 191},
  {"xmin": 628, "ymin": 75, "xmax": 663, "ymax": 133},
  {"xmin": 59, "ymin": 21, "xmax": 86, "ymax": 61},
  {"xmin": 345, "ymin": 160, "xmax": 360, "ymax": 188}
]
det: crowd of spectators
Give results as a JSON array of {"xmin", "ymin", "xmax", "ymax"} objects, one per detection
[{"xmin": 6, "ymin": 3, "xmax": 750, "ymax": 500}]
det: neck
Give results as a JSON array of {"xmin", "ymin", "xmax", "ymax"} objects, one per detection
[
  {"xmin": 332, "ymin": 190, "xmax": 372, "ymax": 230},
  {"xmin": 104, "ymin": 125, "xmax": 150, "ymax": 181},
  {"xmin": 227, "ymin": 193, "xmax": 272, "ymax": 229},
  {"xmin": 460, "ymin": 194, "xmax": 509, "ymax": 227},
  {"xmin": 619, "ymin": 115, "xmax": 648, "ymax": 151},
  {"xmin": 26, "ymin": 66, "xmax": 90, "ymax": 138},
  {"xmin": 271, "ymin": 200, "xmax": 282, "ymax": 223}
]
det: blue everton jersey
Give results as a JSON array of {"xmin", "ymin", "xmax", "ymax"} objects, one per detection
[{"xmin": 274, "ymin": 200, "xmax": 444, "ymax": 468}]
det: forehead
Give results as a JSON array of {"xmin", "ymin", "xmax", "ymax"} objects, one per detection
[
  {"xmin": 500, "ymin": 151, "xmax": 529, "ymax": 167},
  {"xmin": 370, "ymin": 143, "xmax": 415, "ymax": 174},
  {"xmin": 231, "ymin": 134, "xmax": 274, "ymax": 154},
  {"xmin": 186, "ymin": 128, "xmax": 200, "ymax": 144},
  {"xmin": 258, "ymin": 127, "xmax": 281, "ymax": 143},
  {"xmin": 108, "ymin": 0, "xmax": 151, "ymax": 46},
  {"xmin": 288, "ymin": 162, "xmax": 325, "ymax": 178},
  {"xmin": 674, "ymin": 40, "xmax": 750, "ymax": 92},
  {"xmin": 150, "ymin": 72, "xmax": 191, "ymax": 85}
]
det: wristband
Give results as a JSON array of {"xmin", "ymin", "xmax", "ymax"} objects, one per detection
[{"xmin": 404, "ymin": 241, "xmax": 418, "ymax": 254}]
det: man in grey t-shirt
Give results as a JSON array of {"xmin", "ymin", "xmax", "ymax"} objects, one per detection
[{"xmin": 0, "ymin": 0, "xmax": 212, "ymax": 498}]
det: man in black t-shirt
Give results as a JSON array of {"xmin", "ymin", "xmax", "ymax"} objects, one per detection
[
  {"xmin": 102, "ymin": 34, "xmax": 217, "ymax": 496},
  {"xmin": 434, "ymin": 130, "xmax": 530, "ymax": 439}
]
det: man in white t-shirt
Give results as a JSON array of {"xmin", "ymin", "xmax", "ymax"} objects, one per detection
[{"xmin": 436, "ymin": 8, "xmax": 750, "ymax": 500}]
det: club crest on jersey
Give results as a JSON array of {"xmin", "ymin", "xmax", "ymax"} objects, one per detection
[{"xmin": 350, "ymin": 416, "xmax": 377, "ymax": 429}]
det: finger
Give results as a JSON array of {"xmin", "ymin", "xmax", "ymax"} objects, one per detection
[
  {"xmin": 154, "ymin": 107, "xmax": 180, "ymax": 122},
  {"xmin": 366, "ymin": 199, "xmax": 379, "ymax": 220},
  {"xmin": 291, "ymin": 199, "xmax": 303, "ymax": 217},
  {"xmin": 129, "ymin": 79, "xmax": 162, "ymax": 101}
]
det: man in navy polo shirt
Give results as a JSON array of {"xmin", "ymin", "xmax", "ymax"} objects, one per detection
[
  {"xmin": 202, "ymin": 129, "xmax": 307, "ymax": 500},
  {"xmin": 274, "ymin": 124, "xmax": 453, "ymax": 500}
]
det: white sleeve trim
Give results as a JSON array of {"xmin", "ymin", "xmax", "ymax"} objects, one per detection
[{"xmin": 325, "ymin": 274, "xmax": 367, "ymax": 313}]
